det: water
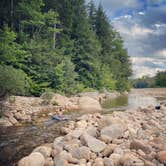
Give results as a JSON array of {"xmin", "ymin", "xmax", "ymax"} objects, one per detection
[{"xmin": 0, "ymin": 89, "xmax": 165, "ymax": 165}]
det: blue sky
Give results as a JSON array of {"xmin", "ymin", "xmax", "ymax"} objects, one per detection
[{"xmin": 86, "ymin": 0, "xmax": 166, "ymax": 78}]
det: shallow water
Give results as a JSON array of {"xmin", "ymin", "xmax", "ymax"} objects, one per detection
[{"xmin": 0, "ymin": 89, "xmax": 165, "ymax": 165}]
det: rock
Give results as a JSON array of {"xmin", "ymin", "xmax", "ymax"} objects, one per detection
[
  {"xmin": 70, "ymin": 129, "xmax": 84, "ymax": 138},
  {"xmin": 60, "ymin": 127, "xmax": 71, "ymax": 134},
  {"xmin": 102, "ymin": 144, "xmax": 117, "ymax": 157},
  {"xmin": 119, "ymin": 153, "xmax": 144, "ymax": 166},
  {"xmin": 54, "ymin": 151, "xmax": 78, "ymax": 165},
  {"xmin": 14, "ymin": 112, "xmax": 23, "ymax": 120},
  {"xmin": 103, "ymin": 158, "xmax": 114, "ymax": 166},
  {"xmin": 100, "ymin": 123, "xmax": 126, "ymax": 140},
  {"xmin": 78, "ymin": 96, "xmax": 102, "ymax": 112},
  {"xmin": 18, "ymin": 152, "xmax": 45, "ymax": 166},
  {"xmin": 86, "ymin": 126, "xmax": 98, "ymax": 137},
  {"xmin": 53, "ymin": 136, "xmax": 64, "ymax": 150},
  {"xmin": 51, "ymin": 94, "xmax": 69, "ymax": 107},
  {"xmin": 93, "ymin": 158, "xmax": 104, "ymax": 166},
  {"xmin": 76, "ymin": 120, "xmax": 87, "ymax": 129},
  {"xmin": 70, "ymin": 146, "xmax": 91, "ymax": 160},
  {"xmin": 157, "ymin": 151, "xmax": 166, "ymax": 164},
  {"xmin": 33, "ymin": 145, "xmax": 52, "ymax": 158},
  {"xmin": 130, "ymin": 140, "xmax": 152, "ymax": 153},
  {"xmin": 109, "ymin": 153, "xmax": 121, "ymax": 165},
  {"xmin": 3, "ymin": 111, "xmax": 13, "ymax": 118},
  {"xmin": 144, "ymin": 160, "xmax": 156, "ymax": 166},
  {"xmin": 82, "ymin": 133, "xmax": 106, "ymax": 153},
  {"xmin": 45, "ymin": 157, "xmax": 54, "ymax": 166},
  {"xmin": 8, "ymin": 116, "xmax": 18, "ymax": 125},
  {"xmin": 0, "ymin": 117, "xmax": 13, "ymax": 126}
]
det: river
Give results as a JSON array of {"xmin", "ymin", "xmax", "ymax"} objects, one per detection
[{"xmin": 0, "ymin": 89, "xmax": 165, "ymax": 165}]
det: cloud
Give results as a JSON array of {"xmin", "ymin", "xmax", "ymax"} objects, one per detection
[{"xmin": 87, "ymin": 0, "xmax": 166, "ymax": 78}]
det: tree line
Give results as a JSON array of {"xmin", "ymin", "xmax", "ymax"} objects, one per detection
[
  {"xmin": 0, "ymin": 0, "xmax": 132, "ymax": 98},
  {"xmin": 132, "ymin": 71, "xmax": 166, "ymax": 88}
]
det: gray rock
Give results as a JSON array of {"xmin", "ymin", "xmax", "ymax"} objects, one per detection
[
  {"xmin": 82, "ymin": 133, "xmax": 106, "ymax": 153},
  {"xmin": 101, "ymin": 123, "xmax": 126, "ymax": 139}
]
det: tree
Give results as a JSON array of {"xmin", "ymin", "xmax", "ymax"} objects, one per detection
[
  {"xmin": 0, "ymin": 65, "xmax": 29, "ymax": 99},
  {"xmin": 155, "ymin": 71, "xmax": 166, "ymax": 87}
]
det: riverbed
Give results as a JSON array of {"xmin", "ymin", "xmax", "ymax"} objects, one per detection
[{"xmin": 0, "ymin": 88, "xmax": 165, "ymax": 165}]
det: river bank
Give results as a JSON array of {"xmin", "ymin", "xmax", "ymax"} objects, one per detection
[
  {"xmin": 0, "ymin": 91, "xmax": 122, "ymax": 127},
  {"xmin": 18, "ymin": 101, "xmax": 166, "ymax": 166}
]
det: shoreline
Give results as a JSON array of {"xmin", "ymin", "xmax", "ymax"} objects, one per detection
[{"xmin": 18, "ymin": 102, "xmax": 166, "ymax": 166}]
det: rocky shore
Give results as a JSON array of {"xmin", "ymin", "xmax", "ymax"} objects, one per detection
[
  {"xmin": 18, "ymin": 101, "xmax": 166, "ymax": 166},
  {"xmin": 0, "ymin": 91, "xmax": 121, "ymax": 127}
]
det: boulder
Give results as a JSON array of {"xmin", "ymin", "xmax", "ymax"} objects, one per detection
[
  {"xmin": 119, "ymin": 153, "xmax": 144, "ymax": 166},
  {"xmin": 109, "ymin": 153, "xmax": 121, "ymax": 165},
  {"xmin": 157, "ymin": 151, "xmax": 166, "ymax": 164},
  {"xmin": 130, "ymin": 140, "xmax": 152, "ymax": 153},
  {"xmin": 70, "ymin": 146, "xmax": 91, "ymax": 160},
  {"xmin": 86, "ymin": 126, "xmax": 98, "ymax": 137},
  {"xmin": 82, "ymin": 133, "xmax": 106, "ymax": 153},
  {"xmin": 51, "ymin": 94, "xmax": 69, "ymax": 107},
  {"xmin": 8, "ymin": 116, "xmax": 18, "ymax": 125},
  {"xmin": 18, "ymin": 152, "xmax": 45, "ymax": 166},
  {"xmin": 102, "ymin": 144, "xmax": 117, "ymax": 157},
  {"xmin": 78, "ymin": 96, "xmax": 102, "ymax": 112},
  {"xmin": 93, "ymin": 158, "xmax": 104, "ymax": 166},
  {"xmin": 100, "ymin": 123, "xmax": 126, "ymax": 140},
  {"xmin": 33, "ymin": 145, "xmax": 52, "ymax": 158}
]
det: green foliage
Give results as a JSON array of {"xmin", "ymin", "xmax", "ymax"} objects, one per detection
[
  {"xmin": 41, "ymin": 91, "xmax": 55, "ymax": 105},
  {"xmin": 52, "ymin": 58, "xmax": 78, "ymax": 94},
  {"xmin": 0, "ymin": 65, "xmax": 29, "ymax": 98},
  {"xmin": 0, "ymin": 0, "xmax": 132, "ymax": 96},
  {"xmin": 155, "ymin": 71, "xmax": 166, "ymax": 87}
]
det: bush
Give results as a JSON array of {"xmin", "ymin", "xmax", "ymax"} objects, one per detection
[
  {"xmin": 40, "ymin": 91, "xmax": 55, "ymax": 105},
  {"xmin": 0, "ymin": 65, "xmax": 29, "ymax": 98}
]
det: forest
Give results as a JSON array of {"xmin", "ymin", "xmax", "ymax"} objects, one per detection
[
  {"xmin": 0, "ymin": 0, "xmax": 132, "ymax": 97},
  {"xmin": 132, "ymin": 71, "xmax": 166, "ymax": 88}
]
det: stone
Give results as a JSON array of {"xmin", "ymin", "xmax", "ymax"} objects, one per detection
[
  {"xmin": 119, "ymin": 153, "xmax": 144, "ymax": 166},
  {"xmin": 33, "ymin": 145, "xmax": 52, "ymax": 158},
  {"xmin": 157, "ymin": 151, "xmax": 166, "ymax": 164},
  {"xmin": 78, "ymin": 96, "xmax": 102, "ymax": 112},
  {"xmin": 60, "ymin": 127, "xmax": 71, "ymax": 134},
  {"xmin": 70, "ymin": 146, "xmax": 91, "ymax": 160},
  {"xmin": 51, "ymin": 94, "xmax": 69, "ymax": 107},
  {"xmin": 130, "ymin": 140, "xmax": 152, "ymax": 153},
  {"xmin": 101, "ymin": 123, "xmax": 126, "ymax": 140},
  {"xmin": 109, "ymin": 153, "xmax": 121, "ymax": 165},
  {"xmin": 82, "ymin": 133, "xmax": 106, "ymax": 153},
  {"xmin": 14, "ymin": 112, "xmax": 23, "ymax": 120},
  {"xmin": 144, "ymin": 160, "xmax": 156, "ymax": 166},
  {"xmin": 103, "ymin": 158, "xmax": 114, "ymax": 166},
  {"xmin": 93, "ymin": 158, "xmax": 104, "ymax": 166},
  {"xmin": 70, "ymin": 129, "xmax": 84, "ymax": 138},
  {"xmin": 53, "ymin": 136, "xmax": 64, "ymax": 149},
  {"xmin": 45, "ymin": 157, "xmax": 54, "ymax": 166},
  {"xmin": 76, "ymin": 120, "xmax": 87, "ymax": 129},
  {"xmin": 102, "ymin": 144, "xmax": 117, "ymax": 157},
  {"xmin": 86, "ymin": 126, "xmax": 98, "ymax": 137},
  {"xmin": 0, "ymin": 117, "xmax": 12, "ymax": 126},
  {"xmin": 8, "ymin": 116, "xmax": 18, "ymax": 125},
  {"xmin": 18, "ymin": 152, "xmax": 45, "ymax": 166}
]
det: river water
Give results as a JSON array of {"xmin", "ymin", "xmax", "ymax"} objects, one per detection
[{"xmin": 0, "ymin": 89, "xmax": 165, "ymax": 165}]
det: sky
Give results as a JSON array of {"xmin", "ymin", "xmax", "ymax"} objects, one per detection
[{"xmin": 86, "ymin": 0, "xmax": 166, "ymax": 78}]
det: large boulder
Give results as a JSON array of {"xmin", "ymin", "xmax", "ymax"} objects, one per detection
[
  {"xmin": 82, "ymin": 133, "xmax": 106, "ymax": 153},
  {"xmin": 100, "ymin": 123, "xmax": 126, "ymax": 140},
  {"xmin": 78, "ymin": 96, "xmax": 102, "ymax": 112},
  {"xmin": 18, "ymin": 152, "xmax": 45, "ymax": 166},
  {"xmin": 51, "ymin": 94, "xmax": 69, "ymax": 107}
]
